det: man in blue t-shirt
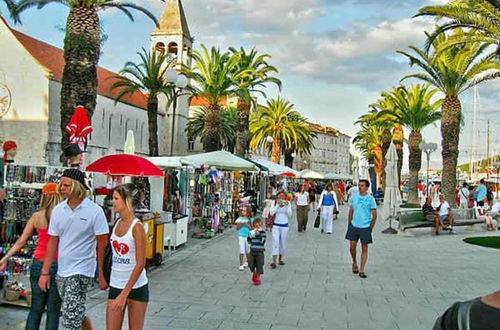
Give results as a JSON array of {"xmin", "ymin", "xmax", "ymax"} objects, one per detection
[
  {"xmin": 346, "ymin": 179, "xmax": 377, "ymax": 279},
  {"xmin": 475, "ymin": 179, "xmax": 487, "ymax": 203}
]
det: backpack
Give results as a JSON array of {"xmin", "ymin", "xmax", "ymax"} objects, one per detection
[{"xmin": 487, "ymin": 190, "xmax": 493, "ymax": 202}]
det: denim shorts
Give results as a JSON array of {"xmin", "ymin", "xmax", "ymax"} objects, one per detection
[{"xmin": 345, "ymin": 223, "xmax": 373, "ymax": 244}]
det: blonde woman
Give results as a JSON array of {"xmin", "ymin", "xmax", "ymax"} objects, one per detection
[
  {"xmin": 0, "ymin": 183, "xmax": 62, "ymax": 330},
  {"xmin": 107, "ymin": 183, "xmax": 148, "ymax": 330}
]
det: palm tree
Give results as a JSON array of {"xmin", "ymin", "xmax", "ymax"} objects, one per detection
[
  {"xmin": 398, "ymin": 29, "xmax": 500, "ymax": 202},
  {"xmin": 354, "ymin": 115, "xmax": 389, "ymax": 189},
  {"xmin": 367, "ymin": 101, "xmax": 399, "ymax": 187},
  {"xmin": 182, "ymin": 45, "xmax": 238, "ymax": 152},
  {"xmin": 416, "ymin": 0, "xmax": 500, "ymax": 56},
  {"xmin": 249, "ymin": 98, "xmax": 313, "ymax": 164},
  {"xmin": 186, "ymin": 105, "xmax": 238, "ymax": 153},
  {"xmin": 1, "ymin": 0, "xmax": 16, "ymax": 15},
  {"xmin": 377, "ymin": 84, "xmax": 442, "ymax": 204},
  {"xmin": 11, "ymin": 0, "xmax": 158, "ymax": 148},
  {"xmin": 229, "ymin": 47, "xmax": 281, "ymax": 157},
  {"xmin": 110, "ymin": 49, "xmax": 172, "ymax": 156}
]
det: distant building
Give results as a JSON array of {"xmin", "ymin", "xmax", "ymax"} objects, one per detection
[
  {"xmin": 294, "ymin": 123, "xmax": 351, "ymax": 176},
  {"xmin": 0, "ymin": 0, "xmax": 192, "ymax": 165}
]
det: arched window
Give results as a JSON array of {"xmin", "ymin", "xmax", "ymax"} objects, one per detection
[
  {"xmin": 168, "ymin": 42, "xmax": 178, "ymax": 56},
  {"xmin": 155, "ymin": 42, "xmax": 165, "ymax": 54}
]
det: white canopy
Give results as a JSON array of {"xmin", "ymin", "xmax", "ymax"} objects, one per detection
[
  {"xmin": 147, "ymin": 156, "xmax": 187, "ymax": 168},
  {"xmin": 182, "ymin": 151, "xmax": 260, "ymax": 171},
  {"xmin": 252, "ymin": 159, "xmax": 299, "ymax": 176},
  {"xmin": 299, "ymin": 169, "xmax": 324, "ymax": 179}
]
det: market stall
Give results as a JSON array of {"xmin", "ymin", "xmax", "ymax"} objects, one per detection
[
  {"xmin": 147, "ymin": 156, "xmax": 192, "ymax": 250},
  {"xmin": 85, "ymin": 154, "xmax": 166, "ymax": 267},
  {"xmin": 252, "ymin": 159, "xmax": 300, "ymax": 194},
  {"xmin": 181, "ymin": 151, "xmax": 261, "ymax": 238},
  {"xmin": 0, "ymin": 164, "xmax": 72, "ymax": 307}
]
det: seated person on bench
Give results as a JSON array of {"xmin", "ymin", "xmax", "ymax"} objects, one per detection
[
  {"xmin": 422, "ymin": 197, "xmax": 436, "ymax": 219},
  {"xmin": 476, "ymin": 201, "xmax": 494, "ymax": 231},
  {"xmin": 488, "ymin": 202, "xmax": 500, "ymax": 219},
  {"xmin": 434, "ymin": 195, "xmax": 454, "ymax": 235}
]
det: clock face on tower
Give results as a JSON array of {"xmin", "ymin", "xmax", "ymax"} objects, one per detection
[{"xmin": 0, "ymin": 83, "xmax": 12, "ymax": 118}]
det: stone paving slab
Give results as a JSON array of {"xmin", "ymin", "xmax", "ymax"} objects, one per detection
[{"xmin": 1, "ymin": 204, "xmax": 499, "ymax": 329}]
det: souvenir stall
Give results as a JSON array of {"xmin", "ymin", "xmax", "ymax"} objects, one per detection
[
  {"xmin": 181, "ymin": 151, "xmax": 261, "ymax": 238},
  {"xmin": 252, "ymin": 158, "xmax": 300, "ymax": 194},
  {"xmin": 85, "ymin": 154, "xmax": 166, "ymax": 267},
  {"xmin": 0, "ymin": 164, "xmax": 72, "ymax": 307},
  {"xmin": 147, "ymin": 157, "xmax": 192, "ymax": 250}
]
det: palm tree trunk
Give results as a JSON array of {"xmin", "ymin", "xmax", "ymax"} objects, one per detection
[
  {"xmin": 373, "ymin": 145, "xmax": 383, "ymax": 190},
  {"xmin": 441, "ymin": 95, "xmax": 461, "ymax": 203},
  {"xmin": 271, "ymin": 135, "xmax": 281, "ymax": 164},
  {"xmin": 392, "ymin": 125, "xmax": 404, "ymax": 187},
  {"xmin": 205, "ymin": 104, "xmax": 221, "ymax": 152},
  {"xmin": 147, "ymin": 96, "xmax": 159, "ymax": 156},
  {"xmin": 60, "ymin": 7, "xmax": 100, "ymax": 149},
  {"xmin": 381, "ymin": 128, "xmax": 392, "ymax": 190},
  {"xmin": 408, "ymin": 130, "xmax": 422, "ymax": 204},
  {"xmin": 235, "ymin": 98, "xmax": 250, "ymax": 157}
]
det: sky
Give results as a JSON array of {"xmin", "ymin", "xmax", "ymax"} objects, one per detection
[{"xmin": 1, "ymin": 0, "xmax": 499, "ymax": 171}]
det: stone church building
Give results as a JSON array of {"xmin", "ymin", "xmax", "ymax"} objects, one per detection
[{"xmin": 0, "ymin": 0, "xmax": 192, "ymax": 165}]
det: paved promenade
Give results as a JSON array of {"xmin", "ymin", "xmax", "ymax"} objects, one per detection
[{"xmin": 2, "ymin": 204, "xmax": 498, "ymax": 329}]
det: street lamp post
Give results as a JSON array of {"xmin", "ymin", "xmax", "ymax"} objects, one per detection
[
  {"xmin": 419, "ymin": 142, "xmax": 438, "ymax": 196},
  {"xmin": 165, "ymin": 69, "xmax": 188, "ymax": 156}
]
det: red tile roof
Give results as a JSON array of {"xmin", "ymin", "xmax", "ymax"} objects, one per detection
[
  {"xmin": 190, "ymin": 96, "xmax": 227, "ymax": 107},
  {"xmin": 8, "ymin": 26, "xmax": 148, "ymax": 110}
]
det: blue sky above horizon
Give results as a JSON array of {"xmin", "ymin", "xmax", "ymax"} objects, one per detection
[{"xmin": 1, "ymin": 0, "xmax": 499, "ymax": 171}]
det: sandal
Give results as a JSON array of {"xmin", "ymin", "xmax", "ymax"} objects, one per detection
[
  {"xmin": 279, "ymin": 260, "xmax": 285, "ymax": 266},
  {"xmin": 359, "ymin": 272, "xmax": 367, "ymax": 279},
  {"xmin": 270, "ymin": 263, "xmax": 277, "ymax": 269},
  {"xmin": 352, "ymin": 264, "xmax": 359, "ymax": 274}
]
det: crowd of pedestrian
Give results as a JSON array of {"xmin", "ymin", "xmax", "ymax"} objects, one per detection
[
  {"xmin": 234, "ymin": 178, "xmax": 377, "ymax": 284},
  {"xmin": 3, "ymin": 168, "xmax": 498, "ymax": 329}
]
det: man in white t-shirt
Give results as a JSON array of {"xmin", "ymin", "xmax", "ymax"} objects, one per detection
[
  {"xmin": 458, "ymin": 183, "xmax": 470, "ymax": 209},
  {"xmin": 39, "ymin": 169, "xmax": 109, "ymax": 330},
  {"xmin": 347, "ymin": 182, "xmax": 359, "ymax": 203},
  {"xmin": 434, "ymin": 194, "xmax": 454, "ymax": 235}
]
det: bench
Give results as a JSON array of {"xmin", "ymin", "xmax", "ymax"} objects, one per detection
[{"xmin": 398, "ymin": 208, "xmax": 484, "ymax": 232}]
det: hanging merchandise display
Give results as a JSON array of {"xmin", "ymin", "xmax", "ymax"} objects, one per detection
[
  {"xmin": 0, "ymin": 164, "xmax": 68, "ymax": 307},
  {"xmin": 190, "ymin": 168, "xmax": 237, "ymax": 238}
]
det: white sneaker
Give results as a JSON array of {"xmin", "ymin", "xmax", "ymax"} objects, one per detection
[
  {"xmin": 243, "ymin": 262, "xmax": 248, "ymax": 268},
  {"xmin": 238, "ymin": 265, "xmax": 244, "ymax": 271}
]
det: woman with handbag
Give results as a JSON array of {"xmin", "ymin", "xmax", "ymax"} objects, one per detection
[
  {"xmin": 317, "ymin": 183, "xmax": 339, "ymax": 234},
  {"xmin": 0, "ymin": 183, "xmax": 62, "ymax": 330},
  {"xmin": 107, "ymin": 183, "xmax": 148, "ymax": 330},
  {"xmin": 270, "ymin": 192, "xmax": 292, "ymax": 268}
]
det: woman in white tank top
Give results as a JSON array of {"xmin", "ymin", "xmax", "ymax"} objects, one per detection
[{"xmin": 107, "ymin": 183, "xmax": 148, "ymax": 330}]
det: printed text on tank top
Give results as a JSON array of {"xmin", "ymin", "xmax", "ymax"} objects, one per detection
[{"xmin": 111, "ymin": 219, "xmax": 138, "ymax": 264}]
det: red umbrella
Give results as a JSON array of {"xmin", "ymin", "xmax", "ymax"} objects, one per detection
[
  {"xmin": 86, "ymin": 154, "xmax": 163, "ymax": 177},
  {"xmin": 280, "ymin": 172, "xmax": 296, "ymax": 177},
  {"xmin": 66, "ymin": 105, "xmax": 93, "ymax": 144}
]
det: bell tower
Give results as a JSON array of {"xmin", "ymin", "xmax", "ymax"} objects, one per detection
[
  {"xmin": 150, "ymin": 0, "xmax": 192, "ymax": 68},
  {"xmin": 151, "ymin": 0, "xmax": 192, "ymax": 156}
]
